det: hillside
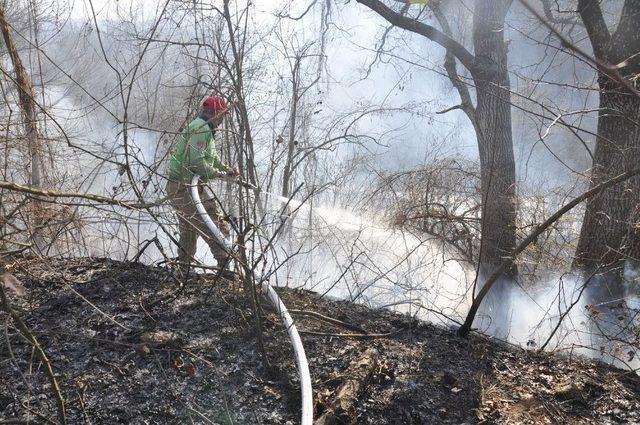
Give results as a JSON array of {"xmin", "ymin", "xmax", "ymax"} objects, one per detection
[{"xmin": 1, "ymin": 257, "xmax": 639, "ymax": 424}]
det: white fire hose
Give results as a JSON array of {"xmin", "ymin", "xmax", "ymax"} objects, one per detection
[{"xmin": 190, "ymin": 175, "xmax": 313, "ymax": 424}]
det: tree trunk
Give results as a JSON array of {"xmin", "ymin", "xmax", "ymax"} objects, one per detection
[
  {"xmin": 355, "ymin": 0, "xmax": 518, "ymax": 337},
  {"xmin": 0, "ymin": 5, "xmax": 44, "ymax": 251},
  {"xmin": 573, "ymin": 0, "xmax": 640, "ymax": 340},
  {"xmin": 0, "ymin": 6, "xmax": 41, "ymax": 188},
  {"xmin": 573, "ymin": 76, "xmax": 640, "ymax": 333},
  {"xmin": 355, "ymin": 0, "xmax": 518, "ymax": 280},
  {"xmin": 282, "ymin": 56, "xmax": 300, "ymax": 199},
  {"xmin": 574, "ymin": 82, "xmax": 640, "ymax": 273},
  {"xmin": 472, "ymin": 0, "xmax": 517, "ymax": 279},
  {"xmin": 574, "ymin": 2, "xmax": 640, "ymax": 274}
]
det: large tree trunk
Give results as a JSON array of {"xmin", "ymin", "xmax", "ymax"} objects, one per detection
[
  {"xmin": 467, "ymin": 0, "xmax": 517, "ymax": 337},
  {"xmin": 355, "ymin": 0, "xmax": 518, "ymax": 336},
  {"xmin": 472, "ymin": 0, "xmax": 517, "ymax": 279},
  {"xmin": 574, "ymin": 83, "xmax": 640, "ymax": 272},
  {"xmin": 356, "ymin": 0, "xmax": 518, "ymax": 279},
  {"xmin": 574, "ymin": 0, "xmax": 640, "ymax": 340},
  {"xmin": 573, "ymin": 76, "xmax": 640, "ymax": 331}
]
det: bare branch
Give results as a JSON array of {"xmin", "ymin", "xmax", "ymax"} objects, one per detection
[
  {"xmin": 459, "ymin": 167, "xmax": 640, "ymax": 338},
  {"xmin": 355, "ymin": 0, "xmax": 477, "ymax": 74},
  {"xmin": 0, "ymin": 180, "xmax": 165, "ymax": 210}
]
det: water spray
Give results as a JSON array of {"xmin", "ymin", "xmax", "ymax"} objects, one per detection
[{"xmin": 190, "ymin": 174, "xmax": 313, "ymax": 425}]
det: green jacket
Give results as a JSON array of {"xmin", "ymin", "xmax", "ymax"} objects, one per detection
[{"xmin": 168, "ymin": 117, "xmax": 226, "ymax": 181}]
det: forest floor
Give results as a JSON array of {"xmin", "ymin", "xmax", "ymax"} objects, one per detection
[{"xmin": 1, "ymin": 257, "xmax": 639, "ymax": 424}]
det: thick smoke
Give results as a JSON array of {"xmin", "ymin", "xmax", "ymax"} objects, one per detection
[{"xmin": 15, "ymin": 0, "xmax": 637, "ymax": 370}]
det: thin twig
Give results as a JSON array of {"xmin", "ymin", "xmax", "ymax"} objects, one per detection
[
  {"xmin": 299, "ymin": 329, "xmax": 403, "ymax": 339},
  {"xmin": 289, "ymin": 309, "xmax": 368, "ymax": 333}
]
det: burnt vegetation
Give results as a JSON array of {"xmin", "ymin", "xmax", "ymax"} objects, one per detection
[
  {"xmin": 1, "ymin": 0, "xmax": 640, "ymax": 423},
  {"xmin": 2, "ymin": 258, "xmax": 639, "ymax": 424}
]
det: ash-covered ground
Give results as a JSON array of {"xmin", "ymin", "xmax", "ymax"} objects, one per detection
[{"xmin": 1, "ymin": 257, "xmax": 639, "ymax": 424}]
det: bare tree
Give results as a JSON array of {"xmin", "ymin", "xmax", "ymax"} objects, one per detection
[
  {"xmin": 281, "ymin": 45, "xmax": 321, "ymax": 199},
  {"xmin": 354, "ymin": 0, "xmax": 518, "ymax": 288}
]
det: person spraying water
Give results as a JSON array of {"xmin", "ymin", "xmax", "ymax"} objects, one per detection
[
  {"xmin": 163, "ymin": 95, "xmax": 313, "ymax": 424},
  {"xmin": 165, "ymin": 96, "xmax": 239, "ymax": 276}
]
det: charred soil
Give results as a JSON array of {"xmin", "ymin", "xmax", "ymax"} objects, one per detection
[{"xmin": 1, "ymin": 257, "xmax": 639, "ymax": 424}]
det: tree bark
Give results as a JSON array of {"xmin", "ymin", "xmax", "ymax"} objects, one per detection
[
  {"xmin": 574, "ymin": 0, "xmax": 640, "ymax": 283},
  {"xmin": 0, "ymin": 5, "xmax": 45, "ymax": 250},
  {"xmin": 574, "ymin": 86, "xmax": 640, "ymax": 271},
  {"xmin": 573, "ymin": 0, "xmax": 640, "ymax": 335},
  {"xmin": 0, "ymin": 5, "xmax": 41, "ymax": 188},
  {"xmin": 472, "ymin": 0, "xmax": 517, "ymax": 278},
  {"xmin": 282, "ymin": 55, "xmax": 301, "ymax": 199},
  {"xmin": 356, "ymin": 0, "xmax": 518, "ymax": 280}
]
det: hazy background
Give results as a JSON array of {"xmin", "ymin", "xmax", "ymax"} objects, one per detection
[{"xmin": 3, "ymin": 0, "xmax": 631, "ymax": 365}]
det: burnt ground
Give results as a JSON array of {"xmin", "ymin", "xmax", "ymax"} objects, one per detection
[{"xmin": 1, "ymin": 257, "xmax": 639, "ymax": 424}]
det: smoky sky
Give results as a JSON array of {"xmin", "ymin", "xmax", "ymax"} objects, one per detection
[{"xmin": 22, "ymin": 0, "xmax": 601, "ymax": 200}]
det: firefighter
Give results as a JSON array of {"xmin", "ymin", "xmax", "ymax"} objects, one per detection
[{"xmin": 166, "ymin": 96, "xmax": 238, "ymax": 274}]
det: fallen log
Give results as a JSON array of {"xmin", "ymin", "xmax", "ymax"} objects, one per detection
[{"xmin": 316, "ymin": 347, "xmax": 380, "ymax": 425}]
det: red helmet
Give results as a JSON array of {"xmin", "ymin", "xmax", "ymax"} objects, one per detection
[{"xmin": 202, "ymin": 96, "xmax": 227, "ymax": 114}]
